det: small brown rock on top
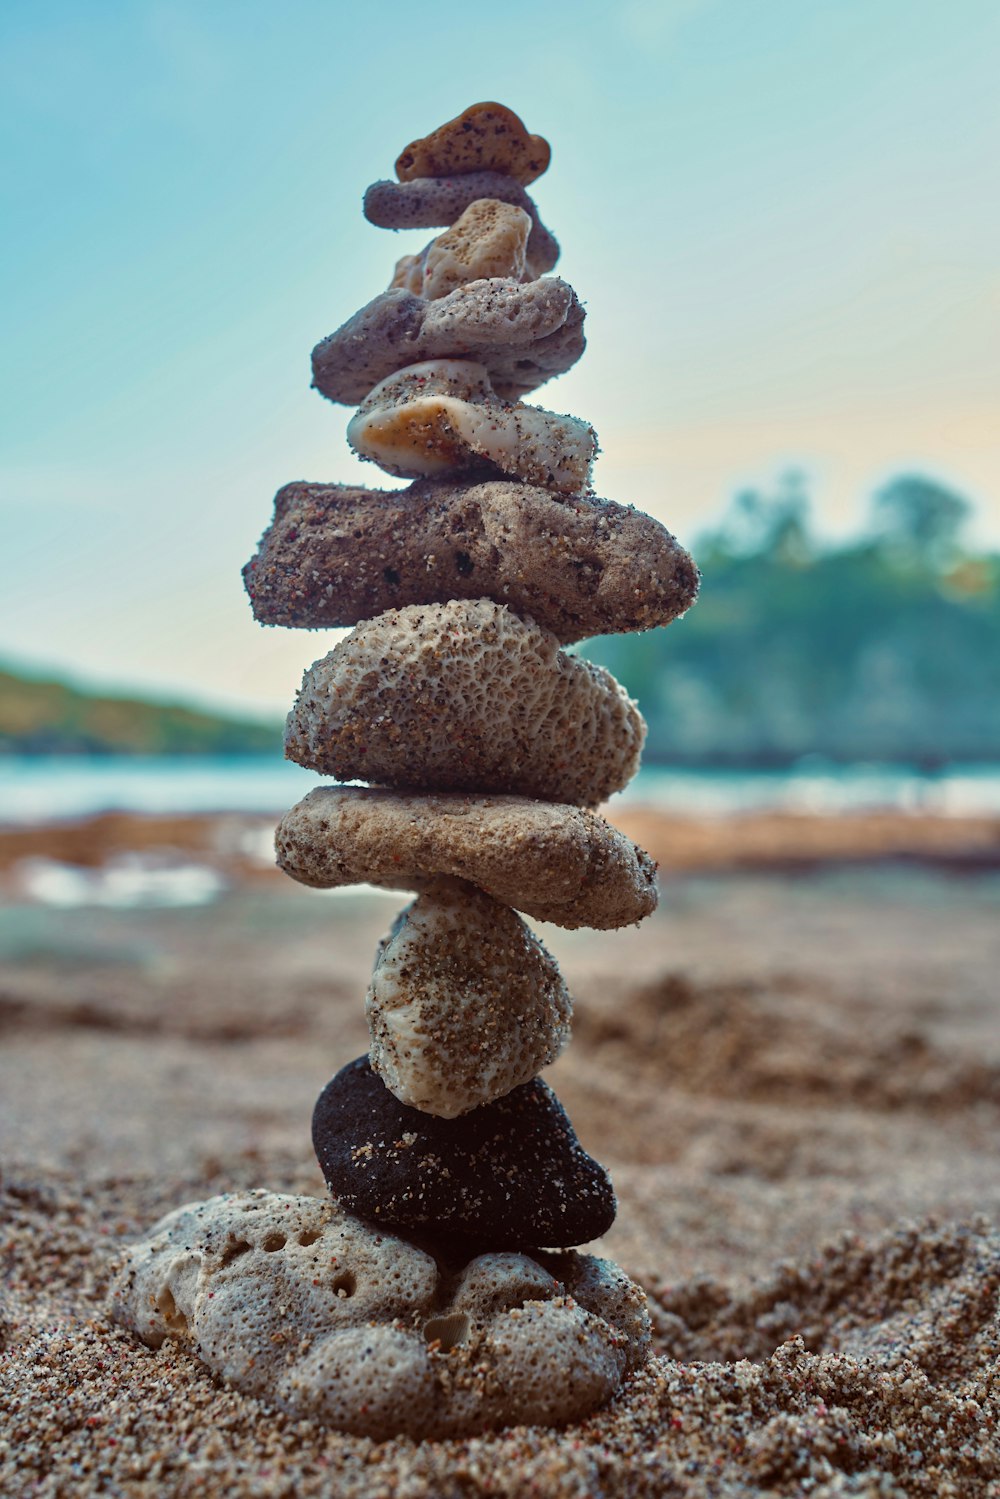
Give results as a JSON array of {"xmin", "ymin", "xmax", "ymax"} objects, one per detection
[
  {"xmin": 396, "ymin": 103, "xmax": 550, "ymax": 186},
  {"xmin": 275, "ymin": 787, "xmax": 659, "ymax": 930},
  {"xmin": 243, "ymin": 476, "xmax": 700, "ymax": 644}
]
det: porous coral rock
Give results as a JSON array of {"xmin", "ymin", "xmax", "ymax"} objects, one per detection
[
  {"xmin": 391, "ymin": 199, "xmax": 533, "ymax": 301},
  {"xmin": 243, "ymin": 476, "xmax": 700, "ymax": 643},
  {"xmin": 311, "ymin": 276, "xmax": 584, "ymax": 404},
  {"xmin": 285, "ymin": 599, "xmax": 645, "ymax": 806},
  {"xmin": 347, "ymin": 359, "xmax": 596, "ymax": 494},
  {"xmin": 395, "ymin": 102, "xmax": 550, "ymax": 186},
  {"xmin": 364, "ymin": 171, "xmax": 560, "ymax": 275},
  {"xmin": 275, "ymin": 786, "xmax": 659, "ymax": 930},
  {"xmin": 366, "ymin": 879, "xmax": 572, "ymax": 1117},
  {"xmin": 111, "ymin": 1190, "xmax": 649, "ymax": 1438}
]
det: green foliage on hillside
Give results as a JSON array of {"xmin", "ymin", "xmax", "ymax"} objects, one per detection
[
  {"xmin": 0, "ymin": 667, "xmax": 282, "ymax": 756},
  {"xmin": 582, "ymin": 474, "xmax": 1000, "ymax": 765}
]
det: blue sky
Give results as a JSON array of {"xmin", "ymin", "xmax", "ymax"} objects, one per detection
[{"xmin": 2, "ymin": 0, "xmax": 998, "ymax": 714}]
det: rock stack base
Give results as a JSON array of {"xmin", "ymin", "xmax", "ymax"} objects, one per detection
[{"xmin": 114, "ymin": 101, "xmax": 698, "ymax": 1437}]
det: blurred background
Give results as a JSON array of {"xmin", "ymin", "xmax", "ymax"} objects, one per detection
[
  {"xmin": 2, "ymin": 0, "xmax": 999, "ymax": 895},
  {"xmin": 4, "ymin": 0, "xmax": 1000, "ymax": 1307}
]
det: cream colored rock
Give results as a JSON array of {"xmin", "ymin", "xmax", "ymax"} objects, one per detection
[
  {"xmin": 347, "ymin": 360, "xmax": 596, "ymax": 495},
  {"xmin": 285, "ymin": 599, "xmax": 645, "ymax": 806},
  {"xmin": 111, "ymin": 1190, "xmax": 649, "ymax": 1438},
  {"xmin": 391, "ymin": 200, "xmax": 533, "ymax": 300},
  {"xmin": 311, "ymin": 276, "xmax": 584, "ymax": 405},
  {"xmin": 396, "ymin": 102, "xmax": 550, "ymax": 186},
  {"xmin": 366, "ymin": 880, "xmax": 572, "ymax": 1117},
  {"xmin": 275, "ymin": 787, "xmax": 659, "ymax": 930}
]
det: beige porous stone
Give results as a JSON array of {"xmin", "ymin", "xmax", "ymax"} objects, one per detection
[
  {"xmin": 396, "ymin": 102, "xmax": 550, "ymax": 186},
  {"xmin": 111, "ymin": 1190, "xmax": 649, "ymax": 1439},
  {"xmin": 366, "ymin": 880, "xmax": 572, "ymax": 1117},
  {"xmin": 285, "ymin": 599, "xmax": 644, "ymax": 806},
  {"xmin": 347, "ymin": 360, "xmax": 596, "ymax": 495},
  {"xmin": 364, "ymin": 172, "xmax": 560, "ymax": 275},
  {"xmin": 275, "ymin": 787, "xmax": 659, "ymax": 930},
  {"xmin": 311, "ymin": 276, "xmax": 584, "ymax": 405},
  {"xmin": 391, "ymin": 200, "xmax": 533, "ymax": 300},
  {"xmin": 243, "ymin": 477, "xmax": 700, "ymax": 643}
]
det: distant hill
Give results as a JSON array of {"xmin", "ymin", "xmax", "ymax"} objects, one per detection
[
  {"xmin": 582, "ymin": 476, "xmax": 1000, "ymax": 766},
  {"xmin": 0, "ymin": 666, "xmax": 283, "ymax": 756}
]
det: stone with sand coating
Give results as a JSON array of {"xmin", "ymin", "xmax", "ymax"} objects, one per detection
[
  {"xmin": 313, "ymin": 1058, "xmax": 616, "ymax": 1246},
  {"xmin": 275, "ymin": 786, "xmax": 659, "ymax": 930},
  {"xmin": 243, "ymin": 476, "xmax": 700, "ymax": 643},
  {"xmin": 285, "ymin": 599, "xmax": 644, "ymax": 805},
  {"xmin": 366, "ymin": 880, "xmax": 572, "ymax": 1117},
  {"xmin": 347, "ymin": 359, "xmax": 596, "ymax": 494},
  {"xmin": 391, "ymin": 199, "xmax": 532, "ymax": 300},
  {"xmin": 311, "ymin": 276, "xmax": 584, "ymax": 405},
  {"xmin": 395, "ymin": 102, "xmax": 550, "ymax": 186},
  {"xmin": 111, "ymin": 1189, "xmax": 649, "ymax": 1438},
  {"xmin": 365, "ymin": 171, "xmax": 560, "ymax": 275}
]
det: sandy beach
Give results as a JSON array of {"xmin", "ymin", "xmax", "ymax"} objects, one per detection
[{"xmin": 2, "ymin": 807, "xmax": 1000, "ymax": 1495}]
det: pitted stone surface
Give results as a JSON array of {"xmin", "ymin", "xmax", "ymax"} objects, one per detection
[
  {"xmin": 391, "ymin": 200, "xmax": 532, "ymax": 301},
  {"xmin": 285, "ymin": 599, "xmax": 645, "ymax": 806},
  {"xmin": 395, "ymin": 103, "xmax": 550, "ymax": 186},
  {"xmin": 311, "ymin": 277, "xmax": 584, "ymax": 405},
  {"xmin": 243, "ymin": 477, "xmax": 700, "ymax": 643},
  {"xmin": 275, "ymin": 786, "xmax": 659, "ymax": 930},
  {"xmin": 364, "ymin": 172, "xmax": 559, "ymax": 275},
  {"xmin": 111, "ymin": 1190, "xmax": 649, "ymax": 1438},
  {"xmin": 347, "ymin": 359, "xmax": 596, "ymax": 494},
  {"xmin": 366, "ymin": 880, "xmax": 572, "ymax": 1117},
  {"xmin": 313, "ymin": 1058, "xmax": 616, "ymax": 1247}
]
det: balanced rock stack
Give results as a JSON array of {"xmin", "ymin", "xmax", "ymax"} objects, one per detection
[{"xmin": 113, "ymin": 104, "xmax": 699, "ymax": 1439}]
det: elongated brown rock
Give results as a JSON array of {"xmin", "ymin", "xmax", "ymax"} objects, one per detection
[
  {"xmin": 275, "ymin": 787, "xmax": 658, "ymax": 930},
  {"xmin": 243, "ymin": 477, "xmax": 700, "ymax": 644},
  {"xmin": 364, "ymin": 172, "xmax": 559, "ymax": 275}
]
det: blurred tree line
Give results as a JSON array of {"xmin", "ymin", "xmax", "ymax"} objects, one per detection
[{"xmin": 582, "ymin": 473, "xmax": 1000, "ymax": 765}]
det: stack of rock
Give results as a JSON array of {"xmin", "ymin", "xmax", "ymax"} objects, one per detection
[{"xmin": 114, "ymin": 104, "xmax": 699, "ymax": 1439}]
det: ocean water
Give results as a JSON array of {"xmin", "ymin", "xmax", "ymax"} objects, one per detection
[{"xmin": 3, "ymin": 754, "xmax": 1000, "ymax": 825}]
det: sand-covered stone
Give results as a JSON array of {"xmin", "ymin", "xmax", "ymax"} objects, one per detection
[
  {"xmin": 311, "ymin": 277, "xmax": 584, "ymax": 405},
  {"xmin": 275, "ymin": 786, "xmax": 659, "ymax": 930},
  {"xmin": 364, "ymin": 171, "xmax": 559, "ymax": 275},
  {"xmin": 243, "ymin": 477, "xmax": 700, "ymax": 643},
  {"xmin": 347, "ymin": 359, "xmax": 596, "ymax": 494},
  {"xmin": 391, "ymin": 200, "xmax": 532, "ymax": 301},
  {"xmin": 313, "ymin": 1059, "xmax": 616, "ymax": 1246},
  {"xmin": 396, "ymin": 103, "xmax": 550, "ymax": 186},
  {"xmin": 286, "ymin": 599, "xmax": 644, "ymax": 806},
  {"xmin": 366, "ymin": 880, "xmax": 572, "ymax": 1117},
  {"xmin": 111, "ymin": 1189, "xmax": 648, "ymax": 1439}
]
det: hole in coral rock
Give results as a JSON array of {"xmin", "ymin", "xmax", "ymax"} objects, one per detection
[
  {"xmin": 220, "ymin": 1237, "xmax": 252, "ymax": 1267},
  {"xmin": 156, "ymin": 1286, "xmax": 189, "ymax": 1335},
  {"xmin": 383, "ymin": 567, "xmax": 400, "ymax": 585},
  {"xmin": 423, "ymin": 1311, "xmax": 471, "ymax": 1352},
  {"xmin": 262, "ymin": 1232, "xmax": 287, "ymax": 1252},
  {"xmin": 298, "ymin": 1228, "xmax": 321, "ymax": 1247},
  {"xmin": 331, "ymin": 1271, "xmax": 356, "ymax": 1298},
  {"xmin": 454, "ymin": 550, "xmax": 474, "ymax": 576}
]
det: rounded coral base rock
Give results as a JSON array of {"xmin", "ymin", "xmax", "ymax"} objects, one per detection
[{"xmin": 111, "ymin": 1190, "xmax": 650, "ymax": 1439}]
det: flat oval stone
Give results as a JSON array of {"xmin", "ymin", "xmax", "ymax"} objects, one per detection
[{"xmin": 312, "ymin": 1057, "xmax": 616, "ymax": 1250}]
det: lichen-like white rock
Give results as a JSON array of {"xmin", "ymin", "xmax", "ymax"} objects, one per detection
[
  {"xmin": 346, "ymin": 359, "xmax": 596, "ymax": 494},
  {"xmin": 285, "ymin": 599, "xmax": 646, "ymax": 806},
  {"xmin": 111, "ymin": 1191, "xmax": 649, "ymax": 1438},
  {"xmin": 392, "ymin": 199, "xmax": 533, "ymax": 301},
  {"xmin": 367, "ymin": 880, "xmax": 572, "ymax": 1117}
]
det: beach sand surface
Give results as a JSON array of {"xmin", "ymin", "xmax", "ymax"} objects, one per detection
[{"xmin": 2, "ymin": 813, "xmax": 1000, "ymax": 1495}]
